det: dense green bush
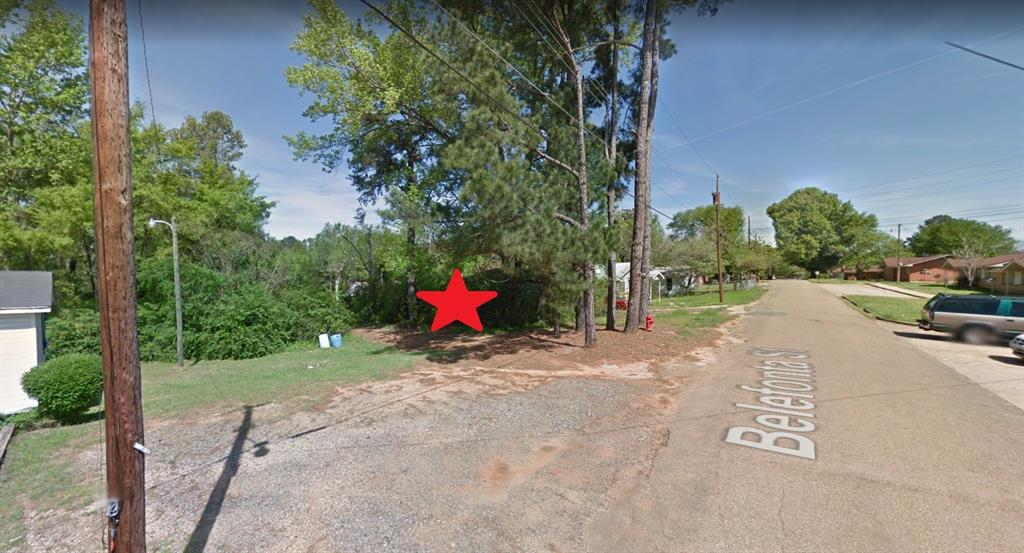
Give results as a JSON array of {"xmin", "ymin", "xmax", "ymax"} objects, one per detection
[
  {"xmin": 279, "ymin": 288, "xmax": 355, "ymax": 342},
  {"xmin": 21, "ymin": 354, "xmax": 104, "ymax": 422},
  {"xmin": 45, "ymin": 308, "xmax": 101, "ymax": 358},
  {"xmin": 190, "ymin": 285, "xmax": 291, "ymax": 360}
]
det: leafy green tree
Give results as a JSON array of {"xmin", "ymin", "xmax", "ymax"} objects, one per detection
[
  {"xmin": 668, "ymin": 205, "xmax": 743, "ymax": 242},
  {"xmin": 170, "ymin": 110, "xmax": 247, "ymax": 171},
  {"xmin": 840, "ymin": 226, "xmax": 894, "ymax": 275},
  {"xmin": 0, "ymin": 0, "xmax": 87, "ymax": 201},
  {"xmin": 907, "ymin": 215, "xmax": 1015, "ymax": 257},
  {"xmin": 767, "ymin": 187, "xmax": 878, "ymax": 274},
  {"xmin": 287, "ymin": 0, "xmax": 460, "ymax": 325},
  {"xmin": 0, "ymin": 0, "xmax": 88, "ymax": 272}
]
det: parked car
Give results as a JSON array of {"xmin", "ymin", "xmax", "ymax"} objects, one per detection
[
  {"xmin": 917, "ymin": 294, "xmax": 1024, "ymax": 345},
  {"xmin": 1011, "ymin": 334, "xmax": 1024, "ymax": 359}
]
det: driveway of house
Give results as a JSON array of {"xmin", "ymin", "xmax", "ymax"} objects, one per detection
[
  {"xmin": 877, "ymin": 320, "xmax": 1024, "ymax": 410},
  {"xmin": 816, "ymin": 282, "xmax": 908, "ymax": 298}
]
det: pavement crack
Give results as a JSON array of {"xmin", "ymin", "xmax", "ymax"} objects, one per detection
[
  {"xmin": 641, "ymin": 428, "xmax": 671, "ymax": 480},
  {"xmin": 778, "ymin": 486, "xmax": 788, "ymax": 553}
]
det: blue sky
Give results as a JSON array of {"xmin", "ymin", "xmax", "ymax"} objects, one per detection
[{"xmin": 63, "ymin": 0, "xmax": 1024, "ymax": 242}]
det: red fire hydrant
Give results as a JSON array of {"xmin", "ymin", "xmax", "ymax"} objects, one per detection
[{"xmin": 645, "ymin": 313, "xmax": 654, "ymax": 332}]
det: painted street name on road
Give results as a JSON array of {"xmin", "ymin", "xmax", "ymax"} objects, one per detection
[{"xmin": 724, "ymin": 348, "xmax": 818, "ymax": 460}]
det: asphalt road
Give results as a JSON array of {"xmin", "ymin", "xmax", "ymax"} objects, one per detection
[{"xmin": 589, "ymin": 279, "xmax": 1024, "ymax": 552}]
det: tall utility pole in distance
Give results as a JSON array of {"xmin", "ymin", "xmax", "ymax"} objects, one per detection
[
  {"xmin": 149, "ymin": 217, "xmax": 183, "ymax": 367},
  {"xmin": 90, "ymin": 0, "xmax": 147, "ymax": 550},
  {"xmin": 747, "ymin": 215, "xmax": 752, "ymax": 247},
  {"xmin": 895, "ymin": 223, "xmax": 902, "ymax": 282},
  {"xmin": 713, "ymin": 175, "xmax": 724, "ymax": 304}
]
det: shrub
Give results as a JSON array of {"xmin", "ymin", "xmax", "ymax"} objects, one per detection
[
  {"xmin": 21, "ymin": 354, "xmax": 104, "ymax": 422},
  {"xmin": 45, "ymin": 308, "xmax": 101, "ymax": 358},
  {"xmin": 278, "ymin": 288, "xmax": 355, "ymax": 342},
  {"xmin": 190, "ymin": 285, "xmax": 290, "ymax": 360}
]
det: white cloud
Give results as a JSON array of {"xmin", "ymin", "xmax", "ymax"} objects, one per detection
[{"xmin": 238, "ymin": 135, "xmax": 379, "ymax": 239}]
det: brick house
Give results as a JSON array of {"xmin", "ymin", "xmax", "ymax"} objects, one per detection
[
  {"xmin": 975, "ymin": 252, "xmax": 1024, "ymax": 295},
  {"xmin": 882, "ymin": 254, "xmax": 955, "ymax": 282},
  {"xmin": 839, "ymin": 265, "xmax": 883, "ymax": 280}
]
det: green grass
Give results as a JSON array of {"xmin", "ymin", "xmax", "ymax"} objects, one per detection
[
  {"xmin": 0, "ymin": 333, "xmax": 421, "ymax": 543},
  {"xmin": 651, "ymin": 286, "xmax": 766, "ymax": 309},
  {"xmin": 0, "ymin": 423, "xmax": 99, "ymax": 545},
  {"xmin": 882, "ymin": 281, "xmax": 985, "ymax": 296},
  {"xmin": 658, "ymin": 306, "xmax": 733, "ymax": 336},
  {"xmin": 651, "ymin": 286, "xmax": 766, "ymax": 335},
  {"xmin": 141, "ymin": 333, "xmax": 422, "ymax": 416},
  {"xmin": 845, "ymin": 294, "xmax": 926, "ymax": 324}
]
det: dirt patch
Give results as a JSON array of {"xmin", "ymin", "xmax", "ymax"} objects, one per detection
[
  {"xmin": 8, "ymin": 308, "xmax": 753, "ymax": 552},
  {"xmin": 360, "ymin": 323, "xmax": 692, "ymax": 373}
]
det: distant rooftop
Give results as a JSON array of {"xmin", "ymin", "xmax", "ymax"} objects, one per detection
[
  {"xmin": 883, "ymin": 255, "xmax": 950, "ymax": 268},
  {"xmin": 0, "ymin": 271, "xmax": 53, "ymax": 311}
]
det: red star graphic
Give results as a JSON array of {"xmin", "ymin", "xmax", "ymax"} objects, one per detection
[{"xmin": 416, "ymin": 269, "xmax": 498, "ymax": 332}]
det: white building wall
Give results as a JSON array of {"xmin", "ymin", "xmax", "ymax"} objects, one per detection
[{"xmin": 0, "ymin": 312, "xmax": 43, "ymax": 413}]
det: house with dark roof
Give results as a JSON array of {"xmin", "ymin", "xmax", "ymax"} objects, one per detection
[
  {"xmin": 882, "ymin": 254, "xmax": 956, "ymax": 283},
  {"xmin": 0, "ymin": 271, "xmax": 53, "ymax": 413}
]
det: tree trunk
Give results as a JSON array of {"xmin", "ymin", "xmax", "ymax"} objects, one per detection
[
  {"xmin": 573, "ymin": 56, "xmax": 597, "ymax": 347},
  {"xmin": 84, "ymin": 241, "xmax": 98, "ymax": 303},
  {"xmin": 624, "ymin": 0, "xmax": 658, "ymax": 333},
  {"xmin": 554, "ymin": 11, "xmax": 597, "ymax": 347},
  {"xmin": 639, "ymin": 13, "xmax": 662, "ymax": 319},
  {"xmin": 605, "ymin": 2, "xmax": 621, "ymax": 331},
  {"xmin": 406, "ymin": 225, "xmax": 416, "ymax": 325}
]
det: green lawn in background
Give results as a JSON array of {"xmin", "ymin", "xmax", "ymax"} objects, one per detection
[
  {"xmin": 883, "ymin": 281, "xmax": 985, "ymax": 296},
  {"xmin": 845, "ymin": 294, "xmax": 926, "ymax": 324},
  {"xmin": 0, "ymin": 333, "xmax": 421, "ymax": 544},
  {"xmin": 658, "ymin": 306, "xmax": 733, "ymax": 336},
  {"xmin": 651, "ymin": 286, "xmax": 766, "ymax": 309},
  {"xmin": 141, "ymin": 333, "xmax": 422, "ymax": 416}
]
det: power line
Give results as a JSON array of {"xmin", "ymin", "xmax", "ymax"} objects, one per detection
[
  {"xmin": 662, "ymin": 104, "xmax": 717, "ymax": 176},
  {"xmin": 738, "ymin": 156, "xmax": 1024, "ymax": 213},
  {"xmin": 507, "ymin": 0, "xmax": 707, "ymax": 210},
  {"xmin": 876, "ymin": 205, "xmax": 1024, "ymax": 227},
  {"xmin": 850, "ymin": 172, "xmax": 1023, "ymax": 206},
  {"xmin": 657, "ymin": 25, "xmax": 1024, "ymax": 153},
  {"xmin": 429, "ymin": 0, "xmax": 689, "ymax": 219},
  {"xmin": 827, "ymin": 154, "xmax": 1023, "ymax": 194},
  {"xmin": 946, "ymin": 41, "xmax": 1024, "ymax": 71},
  {"xmin": 137, "ymin": 0, "xmax": 156, "ymax": 125},
  {"xmin": 361, "ymin": 0, "xmax": 680, "ymax": 222},
  {"xmin": 517, "ymin": 0, "xmax": 724, "ymax": 212}
]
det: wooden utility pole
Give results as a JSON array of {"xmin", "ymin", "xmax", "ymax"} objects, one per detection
[
  {"xmin": 713, "ymin": 175, "xmax": 724, "ymax": 304},
  {"xmin": 91, "ymin": 0, "xmax": 147, "ymax": 550},
  {"xmin": 895, "ymin": 223, "xmax": 902, "ymax": 282},
  {"xmin": 747, "ymin": 215, "xmax": 752, "ymax": 246}
]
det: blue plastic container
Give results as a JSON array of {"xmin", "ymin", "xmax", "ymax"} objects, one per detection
[{"xmin": 329, "ymin": 334, "xmax": 343, "ymax": 348}]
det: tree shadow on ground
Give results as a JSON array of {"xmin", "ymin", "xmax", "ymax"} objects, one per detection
[
  {"xmin": 372, "ymin": 328, "xmax": 580, "ymax": 364},
  {"xmin": 989, "ymin": 355, "xmax": 1024, "ymax": 366},
  {"xmin": 184, "ymin": 404, "xmax": 268, "ymax": 552}
]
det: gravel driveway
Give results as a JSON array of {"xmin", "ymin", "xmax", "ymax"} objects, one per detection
[{"xmin": 16, "ymin": 327, "xmax": 716, "ymax": 552}]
